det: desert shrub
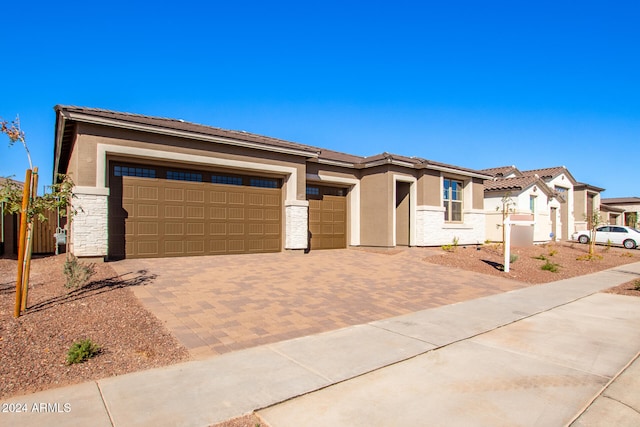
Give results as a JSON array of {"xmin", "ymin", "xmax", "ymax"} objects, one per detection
[
  {"xmin": 541, "ymin": 260, "xmax": 559, "ymax": 273},
  {"xmin": 66, "ymin": 339, "xmax": 101, "ymax": 365},
  {"xmin": 548, "ymin": 249, "xmax": 558, "ymax": 256},
  {"xmin": 509, "ymin": 254, "xmax": 518, "ymax": 264},
  {"xmin": 63, "ymin": 255, "xmax": 96, "ymax": 289},
  {"xmin": 441, "ymin": 236, "xmax": 459, "ymax": 252},
  {"xmin": 576, "ymin": 254, "xmax": 603, "ymax": 261},
  {"xmin": 533, "ymin": 254, "xmax": 547, "ymax": 261},
  {"xmin": 633, "ymin": 280, "xmax": 640, "ymax": 291}
]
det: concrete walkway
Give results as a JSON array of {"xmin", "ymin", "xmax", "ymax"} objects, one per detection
[{"xmin": 2, "ymin": 262, "xmax": 640, "ymax": 426}]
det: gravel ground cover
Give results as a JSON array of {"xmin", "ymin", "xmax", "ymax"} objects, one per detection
[{"xmin": 0, "ymin": 254, "xmax": 188, "ymax": 400}]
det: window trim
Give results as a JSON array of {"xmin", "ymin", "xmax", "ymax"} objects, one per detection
[{"xmin": 443, "ymin": 178, "xmax": 464, "ymax": 223}]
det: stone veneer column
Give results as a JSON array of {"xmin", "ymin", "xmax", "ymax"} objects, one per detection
[
  {"xmin": 285, "ymin": 200, "xmax": 309, "ymax": 250},
  {"xmin": 70, "ymin": 187, "xmax": 109, "ymax": 258}
]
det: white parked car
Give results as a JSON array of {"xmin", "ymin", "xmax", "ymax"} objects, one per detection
[{"xmin": 572, "ymin": 226, "xmax": 640, "ymax": 249}]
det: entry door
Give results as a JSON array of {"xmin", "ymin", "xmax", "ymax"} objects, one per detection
[{"xmin": 395, "ymin": 182, "xmax": 410, "ymax": 246}]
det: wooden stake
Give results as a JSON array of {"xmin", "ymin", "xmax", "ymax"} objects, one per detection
[
  {"xmin": 15, "ymin": 169, "xmax": 32, "ymax": 318},
  {"xmin": 21, "ymin": 168, "xmax": 38, "ymax": 311}
]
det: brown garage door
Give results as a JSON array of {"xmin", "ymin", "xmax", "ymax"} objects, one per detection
[
  {"xmin": 307, "ymin": 185, "xmax": 347, "ymax": 250},
  {"xmin": 115, "ymin": 174, "xmax": 281, "ymax": 258}
]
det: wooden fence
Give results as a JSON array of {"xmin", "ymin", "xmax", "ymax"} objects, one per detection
[{"xmin": 32, "ymin": 210, "xmax": 59, "ymax": 254}]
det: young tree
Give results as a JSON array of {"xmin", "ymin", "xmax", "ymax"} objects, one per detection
[
  {"xmin": 587, "ymin": 209, "xmax": 603, "ymax": 257},
  {"xmin": 1, "ymin": 116, "xmax": 75, "ymax": 317}
]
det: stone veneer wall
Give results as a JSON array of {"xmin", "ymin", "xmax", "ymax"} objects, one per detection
[
  {"xmin": 415, "ymin": 206, "xmax": 485, "ymax": 246},
  {"xmin": 285, "ymin": 202, "xmax": 309, "ymax": 250},
  {"xmin": 71, "ymin": 188, "xmax": 109, "ymax": 257}
]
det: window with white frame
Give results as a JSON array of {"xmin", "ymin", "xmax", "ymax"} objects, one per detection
[
  {"xmin": 529, "ymin": 195, "xmax": 536, "ymax": 213},
  {"xmin": 443, "ymin": 178, "xmax": 463, "ymax": 222}
]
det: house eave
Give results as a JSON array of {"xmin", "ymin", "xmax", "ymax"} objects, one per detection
[{"xmin": 60, "ymin": 110, "xmax": 320, "ymax": 159}]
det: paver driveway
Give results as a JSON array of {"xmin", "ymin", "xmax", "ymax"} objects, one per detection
[{"xmin": 110, "ymin": 248, "xmax": 530, "ymax": 359}]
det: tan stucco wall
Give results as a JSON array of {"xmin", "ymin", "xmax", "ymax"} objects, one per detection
[
  {"xmin": 360, "ymin": 167, "xmax": 393, "ymax": 246},
  {"xmin": 418, "ymin": 169, "xmax": 440, "ymax": 206},
  {"xmin": 472, "ymin": 178, "xmax": 484, "ymax": 210},
  {"xmin": 306, "ymin": 163, "xmax": 360, "ymax": 181},
  {"xmin": 72, "ymin": 123, "xmax": 308, "ymax": 200},
  {"xmin": 574, "ymin": 190, "xmax": 586, "ymax": 221}
]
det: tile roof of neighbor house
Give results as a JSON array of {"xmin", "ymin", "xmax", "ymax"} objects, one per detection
[
  {"xmin": 484, "ymin": 175, "xmax": 538, "ymax": 191},
  {"xmin": 480, "ymin": 165, "xmax": 522, "ymax": 178},
  {"xmin": 574, "ymin": 182, "xmax": 605, "ymax": 192},
  {"xmin": 484, "ymin": 174, "xmax": 556, "ymax": 199},
  {"xmin": 520, "ymin": 166, "xmax": 577, "ymax": 184},
  {"xmin": 601, "ymin": 197, "xmax": 640, "ymax": 204},
  {"xmin": 54, "ymin": 105, "xmax": 491, "ymax": 178},
  {"xmin": 0, "ymin": 177, "xmax": 24, "ymax": 188}
]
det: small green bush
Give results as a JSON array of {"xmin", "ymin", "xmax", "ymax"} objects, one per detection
[
  {"xmin": 541, "ymin": 260, "xmax": 559, "ymax": 273},
  {"xmin": 66, "ymin": 339, "xmax": 101, "ymax": 365},
  {"xmin": 509, "ymin": 254, "xmax": 518, "ymax": 264},
  {"xmin": 632, "ymin": 280, "xmax": 640, "ymax": 291},
  {"xmin": 548, "ymin": 249, "xmax": 558, "ymax": 257},
  {"xmin": 63, "ymin": 256, "xmax": 96, "ymax": 289},
  {"xmin": 533, "ymin": 254, "xmax": 547, "ymax": 261}
]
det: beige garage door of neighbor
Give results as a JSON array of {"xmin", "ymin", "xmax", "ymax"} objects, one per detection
[
  {"xmin": 307, "ymin": 185, "xmax": 347, "ymax": 250},
  {"xmin": 122, "ymin": 176, "xmax": 281, "ymax": 258}
]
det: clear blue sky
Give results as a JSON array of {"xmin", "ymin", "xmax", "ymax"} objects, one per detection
[{"xmin": 1, "ymin": 1, "xmax": 638, "ymax": 197}]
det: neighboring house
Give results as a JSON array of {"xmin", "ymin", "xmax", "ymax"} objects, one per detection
[
  {"xmin": 600, "ymin": 197, "xmax": 640, "ymax": 228},
  {"xmin": 600, "ymin": 204, "xmax": 625, "ymax": 226},
  {"xmin": 483, "ymin": 171, "xmax": 560, "ymax": 243},
  {"xmin": 53, "ymin": 106, "xmax": 491, "ymax": 260},
  {"xmin": 483, "ymin": 165, "xmax": 605, "ymax": 243},
  {"xmin": 573, "ymin": 182, "xmax": 605, "ymax": 230},
  {"xmin": 520, "ymin": 166, "xmax": 579, "ymax": 241}
]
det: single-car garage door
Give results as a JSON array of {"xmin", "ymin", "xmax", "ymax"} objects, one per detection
[
  {"xmin": 109, "ymin": 165, "xmax": 282, "ymax": 258},
  {"xmin": 307, "ymin": 185, "xmax": 347, "ymax": 250}
]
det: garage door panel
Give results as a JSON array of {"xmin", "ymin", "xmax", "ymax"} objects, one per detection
[
  {"xmin": 137, "ymin": 222, "xmax": 159, "ymax": 236},
  {"xmin": 186, "ymin": 240, "xmax": 205, "ymax": 254},
  {"xmin": 165, "ymin": 205, "xmax": 184, "ymax": 219},
  {"xmin": 123, "ymin": 185, "xmax": 134, "ymax": 200},
  {"xmin": 228, "ymin": 240, "xmax": 245, "ymax": 252},
  {"xmin": 164, "ymin": 241, "xmax": 184, "ymax": 255},
  {"xmin": 210, "ymin": 191, "xmax": 227, "ymax": 204},
  {"xmin": 120, "ymin": 175, "xmax": 281, "ymax": 258},
  {"xmin": 186, "ymin": 223, "xmax": 205, "ymax": 235},
  {"xmin": 229, "ymin": 223, "xmax": 245, "ymax": 235},
  {"xmin": 137, "ymin": 186, "xmax": 159, "ymax": 200},
  {"xmin": 210, "ymin": 223, "xmax": 227, "ymax": 236},
  {"xmin": 165, "ymin": 223, "xmax": 184, "ymax": 236},
  {"xmin": 165, "ymin": 188, "xmax": 184, "ymax": 202},
  {"xmin": 138, "ymin": 240, "xmax": 161, "ymax": 256},
  {"xmin": 186, "ymin": 189, "xmax": 204, "ymax": 203},
  {"xmin": 229, "ymin": 208, "xmax": 245, "ymax": 220},
  {"xmin": 186, "ymin": 206, "xmax": 204, "ymax": 219},
  {"xmin": 308, "ymin": 190, "xmax": 346, "ymax": 250},
  {"xmin": 209, "ymin": 240, "xmax": 227, "ymax": 253},
  {"xmin": 229, "ymin": 193, "xmax": 244, "ymax": 204}
]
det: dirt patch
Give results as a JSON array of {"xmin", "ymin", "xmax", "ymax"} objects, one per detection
[
  {"xmin": 424, "ymin": 241, "xmax": 638, "ymax": 285},
  {"xmin": 211, "ymin": 413, "xmax": 267, "ymax": 427},
  {"xmin": 0, "ymin": 254, "xmax": 188, "ymax": 400}
]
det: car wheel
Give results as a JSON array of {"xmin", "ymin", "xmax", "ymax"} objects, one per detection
[
  {"xmin": 578, "ymin": 235, "xmax": 589, "ymax": 244},
  {"xmin": 623, "ymin": 239, "xmax": 637, "ymax": 249}
]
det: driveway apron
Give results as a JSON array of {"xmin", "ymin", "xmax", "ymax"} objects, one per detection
[{"xmin": 110, "ymin": 248, "xmax": 530, "ymax": 359}]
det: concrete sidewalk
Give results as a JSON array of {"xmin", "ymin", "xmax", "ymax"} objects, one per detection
[{"xmin": 2, "ymin": 263, "xmax": 640, "ymax": 427}]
